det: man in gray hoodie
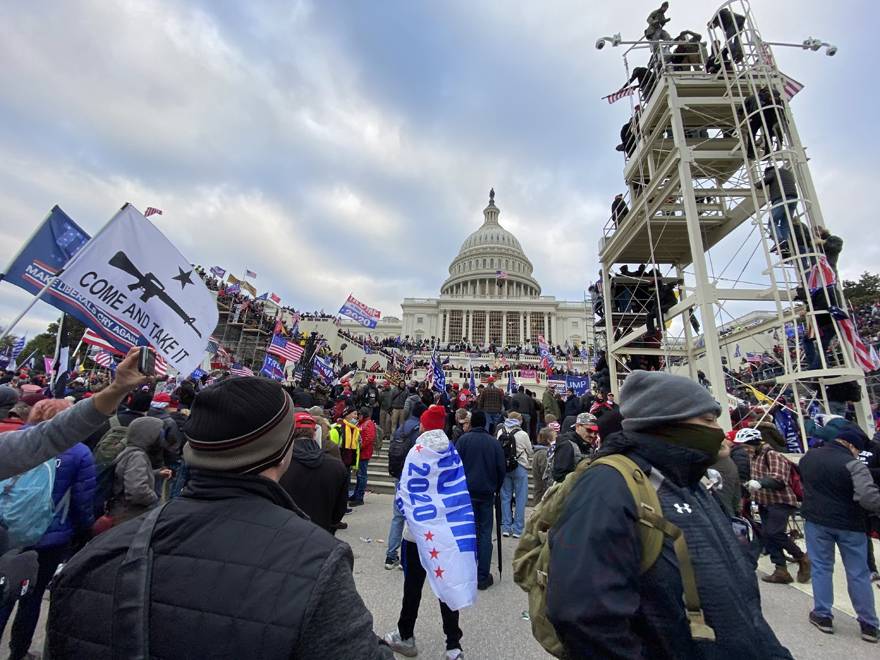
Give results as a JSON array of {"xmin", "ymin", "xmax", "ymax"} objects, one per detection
[{"xmin": 109, "ymin": 417, "xmax": 170, "ymax": 525}]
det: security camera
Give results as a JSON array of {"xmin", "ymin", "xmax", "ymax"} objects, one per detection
[
  {"xmin": 826, "ymin": 45, "xmax": 837, "ymax": 56},
  {"xmin": 595, "ymin": 38, "xmax": 606, "ymax": 50}
]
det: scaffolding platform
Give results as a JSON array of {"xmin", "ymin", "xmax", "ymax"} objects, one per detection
[{"xmin": 597, "ymin": 0, "xmax": 872, "ymax": 436}]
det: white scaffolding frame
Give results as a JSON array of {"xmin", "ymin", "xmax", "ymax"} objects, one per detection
[{"xmin": 597, "ymin": 0, "xmax": 872, "ymax": 437}]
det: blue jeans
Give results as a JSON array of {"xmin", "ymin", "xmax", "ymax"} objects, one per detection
[
  {"xmin": 352, "ymin": 459, "xmax": 369, "ymax": 502},
  {"xmin": 472, "ymin": 496, "xmax": 495, "ymax": 584},
  {"xmin": 805, "ymin": 520, "xmax": 878, "ymax": 628},
  {"xmin": 484, "ymin": 413, "xmax": 503, "ymax": 434},
  {"xmin": 386, "ymin": 482, "xmax": 405, "ymax": 562},
  {"xmin": 769, "ymin": 200, "xmax": 798, "ymax": 246},
  {"xmin": 501, "ymin": 465, "xmax": 529, "ymax": 536}
]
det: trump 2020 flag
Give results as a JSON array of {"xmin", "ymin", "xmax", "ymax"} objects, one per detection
[
  {"xmin": 1, "ymin": 205, "xmax": 90, "ymax": 295},
  {"xmin": 396, "ymin": 430, "xmax": 477, "ymax": 611},
  {"xmin": 260, "ymin": 353, "xmax": 285, "ymax": 381},
  {"xmin": 53, "ymin": 204, "xmax": 218, "ymax": 376},
  {"xmin": 339, "ymin": 294, "xmax": 381, "ymax": 329}
]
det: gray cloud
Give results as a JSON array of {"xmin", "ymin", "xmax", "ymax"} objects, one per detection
[{"xmin": 0, "ymin": 0, "xmax": 873, "ymax": 342}]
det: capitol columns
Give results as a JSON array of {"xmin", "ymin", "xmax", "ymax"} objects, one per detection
[
  {"xmin": 501, "ymin": 311, "xmax": 507, "ymax": 346},
  {"xmin": 519, "ymin": 311, "xmax": 524, "ymax": 346}
]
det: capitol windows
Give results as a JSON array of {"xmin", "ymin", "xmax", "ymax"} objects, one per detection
[
  {"xmin": 530, "ymin": 313, "xmax": 545, "ymax": 340},
  {"xmin": 416, "ymin": 316, "xmax": 424, "ymax": 324},
  {"xmin": 489, "ymin": 311, "xmax": 503, "ymax": 344},
  {"xmin": 449, "ymin": 310, "xmax": 463, "ymax": 340},
  {"xmin": 572, "ymin": 320, "xmax": 579, "ymax": 329},
  {"xmin": 482, "ymin": 259, "xmax": 487, "ymax": 268},
  {"xmin": 506, "ymin": 313, "xmax": 520, "ymax": 345},
  {"xmin": 472, "ymin": 311, "xmax": 486, "ymax": 342}
]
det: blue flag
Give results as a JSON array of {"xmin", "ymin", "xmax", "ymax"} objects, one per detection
[
  {"xmin": 1, "ymin": 206, "xmax": 90, "ymax": 313},
  {"xmin": 566, "ymin": 375, "xmax": 591, "ymax": 396},
  {"xmin": 430, "ymin": 351, "xmax": 446, "ymax": 392},
  {"xmin": 313, "ymin": 355, "xmax": 335, "ymax": 383},
  {"xmin": 11, "ymin": 335, "xmax": 26, "ymax": 359},
  {"xmin": 507, "ymin": 371, "xmax": 517, "ymax": 394},
  {"xmin": 260, "ymin": 353, "xmax": 285, "ymax": 381},
  {"xmin": 256, "ymin": 292, "xmax": 268, "ymax": 301}
]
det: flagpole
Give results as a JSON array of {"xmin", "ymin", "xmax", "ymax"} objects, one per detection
[{"xmin": 0, "ymin": 202, "xmax": 126, "ymax": 343}]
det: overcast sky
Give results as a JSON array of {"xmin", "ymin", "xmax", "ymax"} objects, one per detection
[{"xmin": 0, "ymin": 0, "xmax": 874, "ymax": 339}]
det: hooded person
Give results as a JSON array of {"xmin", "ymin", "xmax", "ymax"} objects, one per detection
[
  {"xmin": 307, "ymin": 405, "xmax": 338, "ymax": 459},
  {"xmin": 107, "ymin": 416, "xmax": 169, "ymax": 525},
  {"xmin": 48, "ymin": 376, "xmax": 393, "ymax": 660},
  {"xmin": 546, "ymin": 370, "xmax": 793, "ymax": 659},
  {"xmin": 0, "ymin": 386, "xmax": 20, "ymax": 420},
  {"xmin": 279, "ymin": 413, "xmax": 348, "ymax": 535}
]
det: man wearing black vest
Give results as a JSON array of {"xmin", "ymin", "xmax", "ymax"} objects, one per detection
[{"xmin": 47, "ymin": 377, "xmax": 392, "ymax": 659}]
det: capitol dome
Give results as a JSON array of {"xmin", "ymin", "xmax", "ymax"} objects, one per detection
[{"xmin": 441, "ymin": 190, "xmax": 541, "ymax": 298}]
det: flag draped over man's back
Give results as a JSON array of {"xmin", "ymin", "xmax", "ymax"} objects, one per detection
[
  {"xmin": 51, "ymin": 204, "xmax": 218, "ymax": 376},
  {"xmin": 396, "ymin": 430, "xmax": 477, "ymax": 611}
]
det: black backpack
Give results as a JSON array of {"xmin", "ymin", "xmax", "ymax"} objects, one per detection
[
  {"xmin": 388, "ymin": 423, "xmax": 419, "ymax": 479},
  {"xmin": 499, "ymin": 430, "xmax": 519, "ymax": 473}
]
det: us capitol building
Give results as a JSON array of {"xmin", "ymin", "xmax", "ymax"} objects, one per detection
[{"xmin": 340, "ymin": 191, "xmax": 594, "ymax": 349}]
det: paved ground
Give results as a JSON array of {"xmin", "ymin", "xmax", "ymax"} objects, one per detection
[{"xmin": 5, "ymin": 492, "xmax": 878, "ymax": 659}]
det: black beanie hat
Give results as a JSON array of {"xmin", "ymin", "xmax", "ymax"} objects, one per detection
[
  {"xmin": 183, "ymin": 377, "xmax": 295, "ymax": 474},
  {"xmin": 471, "ymin": 410, "xmax": 487, "ymax": 428},
  {"xmin": 411, "ymin": 402, "xmax": 427, "ymax": 420},
  {"xmin": 128, "ymin": 390, "xmax": 153, "ymax": 413}
]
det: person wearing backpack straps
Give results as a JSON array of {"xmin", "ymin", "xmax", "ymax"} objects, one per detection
[
  {"xmin": 496, "ymin": 413, "xmax": 533, "ymax": 539},
  {"xmin": 739, "ymin": 427, "xmax": 811, "ymax": 585},
  {"xmin": 0, "ymin": 399, "xmax": 96, "ymax": 660},
  {"xmin": 541, "ymin": 371, "xmax": 793, "ymax": 659}
]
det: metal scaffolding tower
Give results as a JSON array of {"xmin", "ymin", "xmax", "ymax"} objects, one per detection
[{"xmin": 598, "ymin": 0, "xmax": 871, "ymax": 436}]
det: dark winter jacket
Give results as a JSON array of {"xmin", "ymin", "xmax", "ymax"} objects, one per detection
[
  {"xmin": 729, "ymin": 444, "xmax": 752, "ymax": 486},
  {"xmin": 280, "ymin": 438, "xmax": 349, "ymax": 534},
  {"xmin": 47, "ymin": 470, "xmax": 393, "ymax": 660},
  {"xmin": 563, "ymin": 396, "xmax": 583, "ymax": 418},
  {"xmin": 551, "ymin": 435, "xmax": 581, "ymax": 483},
  {"xmin": 36, "ymin": 442, "xmax": 96, "ymax": 549},
  {"xmin": 455, "ymin": 427, "xmax": 505, "ymax": 501},
  {"xmin": 547, "ymin": 431, "xmax": 793, "ymax": 660},
  {"xmin": 800, "ymin": 441, "xmax": 880, "ymax": 532},
  {"xmin": 476, "ymin": 384, "xmax": 504, "ymax": 413}
]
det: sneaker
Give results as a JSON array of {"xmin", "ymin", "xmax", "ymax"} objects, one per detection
[
  {"xmin": 384, "ymin": 630, "xmax": 418, "ymax": 657},
  {"xmin": 384, "ymin": 558, "xmax": 399, "ymax": 570},
  {"xmin": 332, "ymin": 521, "xmax": 348, "ymax": 530},
  {"xmin": 512, "ymin": 533, "xmax": 521, "ymax": 539},
  {"xmin": 349, "ymin": 499, "xmax": 364, "ymax": 507},
  {"xmin": 809, "ymin": 612, "xmax": 834, "ymax": 634},
  {"xmin": 871, "ymin": 571, "xmax": 880, "ymax": 582},
  {"xmin": 445, "ymin": 649, "xmax": 464, "ymax": 659},
  {"xmin": 345, "ymin": 508, "xmax": 353, "ymax": 514},
  {"xmin": 477, "ymin": 574, "xmax": 494, "ymax": 591},
  {"xmin": 501, "ymin": 531, "xmax": 511, "ymax": 538},
  {"xmin": 861, "ymin": 622, "xmax": 879, "ymax": 643}
]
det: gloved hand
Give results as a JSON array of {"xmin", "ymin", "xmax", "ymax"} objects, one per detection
[
  {"xmin": 0, "ymin": 549, "xmax": 38, "ymax": 609},
  {"xmin": 745, "ymin": 479, "xmax": 762, "ymax": 493}
]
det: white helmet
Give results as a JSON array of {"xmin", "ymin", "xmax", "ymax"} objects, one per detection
[{"xmin": 733, "ymin": 427, "xmax": 762, "ymax": 444}]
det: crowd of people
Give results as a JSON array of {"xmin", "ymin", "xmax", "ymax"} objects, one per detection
[{"xmin": 0, "ymin": 349, "xmax": 878, "ymax": 658}]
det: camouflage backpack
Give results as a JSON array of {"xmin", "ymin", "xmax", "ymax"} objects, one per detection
[{"xmin": 512, "ymin": 454, "xmax": 714, "ymax": 658}]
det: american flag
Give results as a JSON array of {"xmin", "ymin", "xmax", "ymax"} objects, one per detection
[
  {"xmin": 144, "ymin": 207, "xmax": 163, "ymax": 217},
  {"xmin": 757, "ymin": 40, "xmax": 804, "ymax": 101},
  {"xmin": 81, "ymin": 328, "xmax": 123, "ymax": 354},
  {"xmin": 154, "ymin": 353, "xmax": 169, "ymax": 377},
  {"xmin": 602, "ymin": 85, "xmax": 638, "ymax": 105},
  {"xmin": 807, "ymin": 256, "xmax": 835, "ymax": 292},
  {"xmin": 92, "ymin": 350, "xmax": 116, "ymax": 369},
  {"xmin": 838, "ymin": 318, "xmax": 880, "ymax": 373},
  {"xmin": 210, "ymin": 266, "xmax": 226, "ymax": 278},
  {"xmin": 230, "ymin": 362, "xmax": 255, "ymax": 377},
  {"xmin": 266, "ymin": 334, "xmax": 304, "ymax": 363},
  {"xmin": 270, "ymin": 293, "xmax": 281, "ymax": 304},
  {"xmin": 495, "ymin": 270, "xmax": 508, "ymax": 280},
  {"xmin": 245, "ymin": 269, "xmax": 257, "ymax": 279}
]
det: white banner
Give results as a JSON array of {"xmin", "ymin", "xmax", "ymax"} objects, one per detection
[
  {"xmin": 396, "ymin": 429, "xmax": 477, "ymax": 611},
  {"xmin": 56, "ymin": 204, "xmax": 218, "ymax": 375}
]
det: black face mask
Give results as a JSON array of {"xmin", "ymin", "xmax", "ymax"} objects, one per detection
[{"xmin": 653, "ymin": 422, "xmax": 726, "ymax": 464}]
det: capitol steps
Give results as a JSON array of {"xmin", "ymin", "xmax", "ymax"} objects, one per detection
[{"xmin": 362, "ymin": 444, "xmax": 537, "ymax": 505}]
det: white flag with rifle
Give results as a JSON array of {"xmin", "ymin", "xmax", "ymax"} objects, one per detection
[{"xmin": 52, "ymin": 204, "xmax": 218, "ymax": 375}]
